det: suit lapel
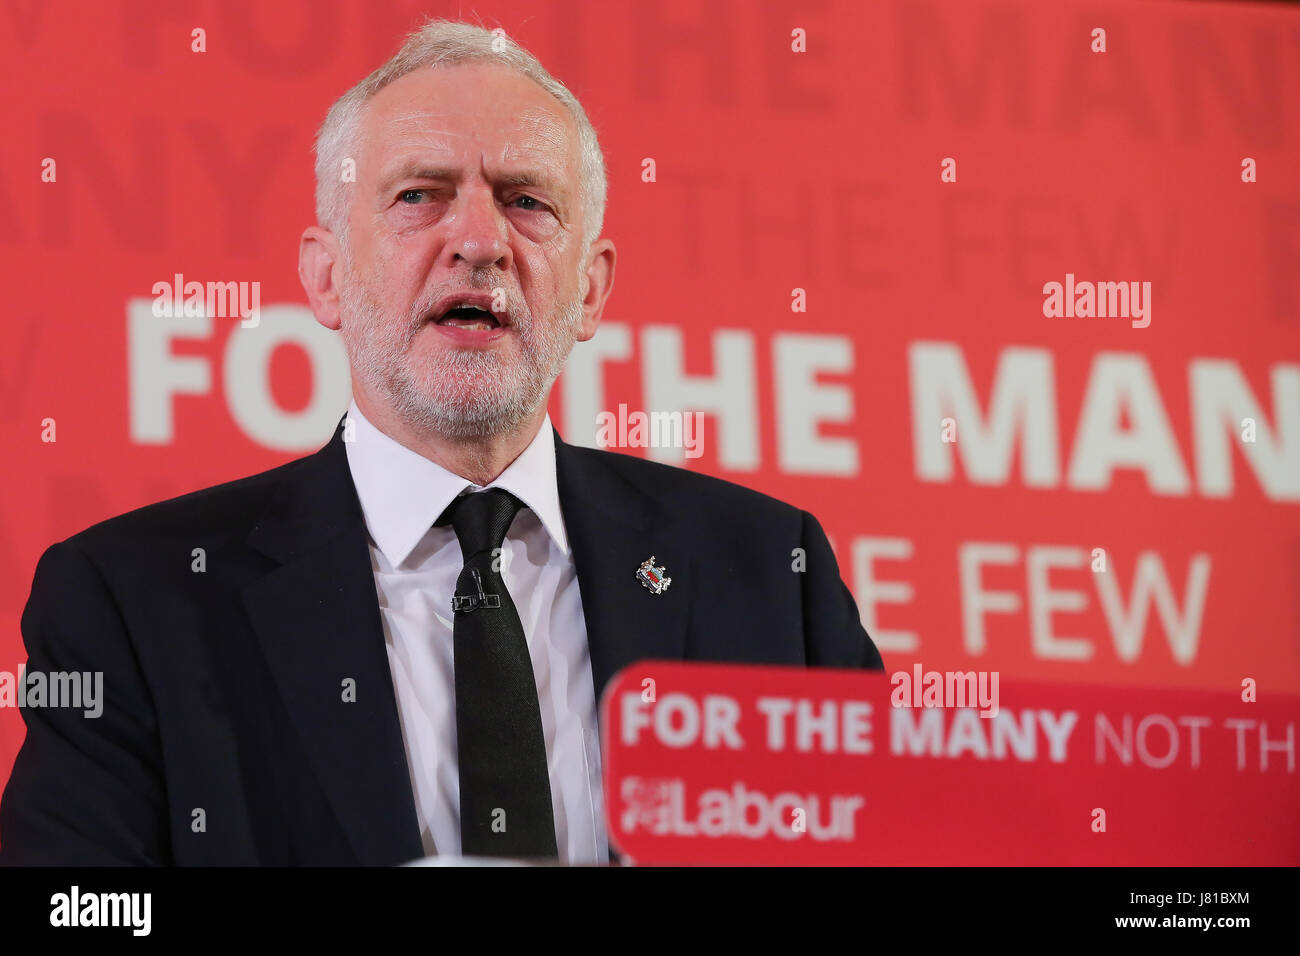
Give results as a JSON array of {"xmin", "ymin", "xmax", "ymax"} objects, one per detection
[
  {"xmin": 553, "ymin": 428, "xmax": 692, "ymax": 867},
  {"xmin": 553, "ymin": 427, "xmax": 691, "ymax": 712},
  {"xmin": 241, "ymin": 422, "xmax": 424, "ymax": 866}
]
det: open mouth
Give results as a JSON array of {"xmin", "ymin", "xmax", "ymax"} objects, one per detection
[
  {"xmin": 435, "ymin": 305, "xmax": 501, "ymax": 330},
  {"xmin": 429, "ymin": 292, "xmax": 510, "ymax": 332}
]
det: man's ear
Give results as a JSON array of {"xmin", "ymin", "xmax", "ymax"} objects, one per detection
[
  {"xmin": 576, "ymin": 237, "xmax": 616, "ymax": 343},
  {"xmin": 299, "ymin": 226, "xmax": 345, "ymax": 331}
]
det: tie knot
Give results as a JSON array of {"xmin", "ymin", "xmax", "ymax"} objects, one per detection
[{"xmin": 436, "ymin": 488, "xmax": 525, "ymax": 560}]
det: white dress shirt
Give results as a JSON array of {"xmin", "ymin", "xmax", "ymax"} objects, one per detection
[{"xmin": 342, "ymin": 398, "xmax": 608, "ymax": 864}]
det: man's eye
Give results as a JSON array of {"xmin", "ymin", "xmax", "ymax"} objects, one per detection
[
  {"xmin": 398, "ymin": 189, "xmax": 427, "ymax": 204},
  {"xmin": 511, "ymin": 194, "xmax": 547, "ymax": 212}
]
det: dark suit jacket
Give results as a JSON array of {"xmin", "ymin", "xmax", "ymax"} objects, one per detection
[{"xmin": 0, "ymin": 418, "xmax": 882, "ymax": 865}]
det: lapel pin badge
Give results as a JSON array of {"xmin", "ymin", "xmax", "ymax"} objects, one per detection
[{"xmin": 636, "ymin": 555, "xmax": 672, "ymax": 595}]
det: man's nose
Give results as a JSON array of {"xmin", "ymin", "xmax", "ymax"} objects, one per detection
[{"xmin": 446, "ymin": 186, "xmax": 511, "ymax": 270}]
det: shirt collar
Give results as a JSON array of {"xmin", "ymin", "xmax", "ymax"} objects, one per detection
[{"xmin": 342, "ymin": 398, "xmax": 569, "ymax": 567}]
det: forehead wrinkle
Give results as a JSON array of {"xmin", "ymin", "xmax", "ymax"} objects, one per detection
[
  {"xmin": 511, "ymin": 107, "xmax": 573, "ymax": 143},
  {"xmin": 374, "ymin": 104, "xmax": 571, "ymax": 143},
  {"xmin": 382, "ymin": 111, "xmax": 465, "ymax": 134},
  {"xmin": 374, "ymin": 133, "xmax": 574, "ymax": 192},
  {"xmin": 376, "ymin": 147, "xmax": 570, "ymax": 189}
]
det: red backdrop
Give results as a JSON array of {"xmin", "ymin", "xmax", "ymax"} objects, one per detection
[{"xmin": 2, "ymin": 0, "xmax": 1298, "ymax": 819}]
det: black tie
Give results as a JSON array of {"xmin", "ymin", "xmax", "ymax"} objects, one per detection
[{"xmin": 436, "ymin": 488, "xmax": 558, "ymax": 859}]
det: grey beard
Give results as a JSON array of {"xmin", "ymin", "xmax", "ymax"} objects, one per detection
[{"xmin": 340, "ymin": 272, "xmax": 584, "ymax": 441}]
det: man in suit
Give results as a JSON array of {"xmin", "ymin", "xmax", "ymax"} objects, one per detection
[{"xmin": 0, "ymin": 19, "xmax": 881, "ymax": 866}]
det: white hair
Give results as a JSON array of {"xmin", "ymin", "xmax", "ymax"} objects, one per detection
[{"xmin": 313, "ymin": 18, "xmax": 607, "ymax": 256}]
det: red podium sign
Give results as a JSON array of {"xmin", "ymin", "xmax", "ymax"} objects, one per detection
[{"xmin": 600, "ymin": 662, "xmax": 1299, "ymax": 865}]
